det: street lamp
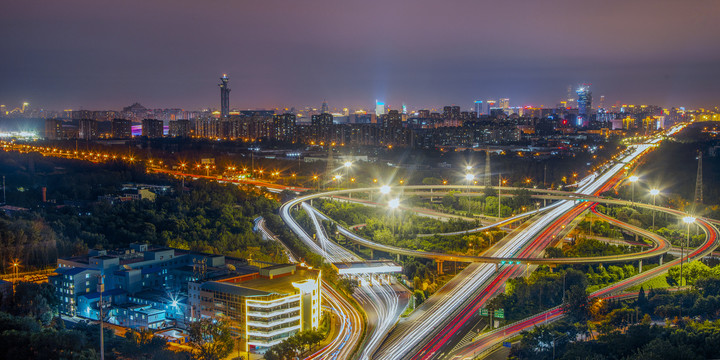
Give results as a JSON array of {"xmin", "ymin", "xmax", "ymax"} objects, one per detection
[
  {"xmin": 388, "ymin": 198, "xmax": 400, "ymax": 236},
  {"xmin": 388, "ymin": 198, "xmax": 400, "ymax": 209},
  {"xmin": 680, "ymin": 216, "xmax": 695, "ymax": 289},
  {"xmin": 650, "ymin": 189, "xmax": 660, "ymax": 229},
  {"xmin": 498, "ymin": 176, "xmax": 507, "ymax": 218},
  {"xmin": 629, "ymin": 175, "xmax": 639, "ymax": 204},
  {"xmin": 465, "ymin": 173, "xmax": 475, "ymax": 214}
]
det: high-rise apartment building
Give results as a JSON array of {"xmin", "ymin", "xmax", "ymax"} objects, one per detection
[
  {"xmin": 219, "ymin": 74, "xmax": 230, "ymax": 118},
  {"xmin": 311, "ymin": 113, "xmax": 333, "ymax": 143},
  {"xmin": 142, "ymin": 119, "xmax": 164, "ymax": 138},
  {"xmin": 273, "ymin": 113, "xmax": 297, "ymax": 141},
  {"xmin": 442, "ymin": 106, "xmax": 461, "ymax": 119},
  {"xmin": 45, "ymin": 119, "xmax": 63, "ymax": 140},
  {"xmin": 169, "ymin": 119, "xmax": 190, "ymax": 137},
  {"xmin": 78, "ymin": 119, "xmax": 98, "ymax": 140},
  {"xmin": 111, "ymin": 118, "xmax": 132, "ymax": 139}
]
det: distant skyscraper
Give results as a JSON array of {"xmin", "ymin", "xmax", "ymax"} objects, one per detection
[
  {"xmin": 486, "ymin": 100, "xmax": 496, "ymax": 114},
  {"xmin": 499, "ymin": 98, "xmax": 510, "ymax": 110},
  {"xmin": 402, "ymin": 103, "xmax": 407, "ymax": 115},
  {"xmin": 599, "ymin": 95, "xmax": 605, "ymax": 110},
  {"xmin": 375, "ymin": 101, "xmax": 387, "ymax": 116},
  {"xmin": 474, "ymin": 100, "xmax": 483, "ymax": 117},
  {"xmin": 321, "ymin": 100, "xmax": 329, "ymax": 114},
  {"xmin": 576, "ymin": 85, "xmax": 592, "ymax": 126},
  {"xmin": 219, "ymin": 74, "xmax": 230, "ymax": 118}
]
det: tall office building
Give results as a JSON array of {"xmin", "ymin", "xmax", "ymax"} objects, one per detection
[
  {"xmin": 576, "ymin": 85, "xmax": 592, "ymax": 126},
  {"xmin": 375, "ymin": 101, "xmax": 387, "ymax": 116},
  {"xmin": 474, "ymin": 100, "xmax": 483, "ymax": 117},
  {"xmin": 321, "ymin": 100, "xmax": 329, "ymax": 114},
  {"xmin": 219, "ymin": 74, "xmax": 230, "ymax": 118},
  {"xmin": 499, "ymin": 98, "xmax": 510, "ymax": 110},
  {"xmin": 486, "ymin": 100, "xmax": 496, "ymax": 114}
]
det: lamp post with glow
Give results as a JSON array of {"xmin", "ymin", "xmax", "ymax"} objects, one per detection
[
  {"xmin": 465, "ymin": 173, "xmax": 475, "ymax": 215},
  {"xmin": 378, "ymin": 184, "xmax": 391, "ymax": 203},
  {"xmin": 629, "ymin": 175, "xmax": 639, "ymax": 204},
  {"xmin": 680, "ymin": 216, "xmax": 695, "ymax": 289},
  {"xmin": 498, "ymin": 176, "xmax": 507, "ymax": 218},
  {"xmin": 344, "ymin": 161, "xmax": 352, "ymax": 194},
  {"xmin": 388, "ymin": 198, "xmax": 400, "ymax": 236},
  {"xmin": 649, "ymin": 189, "xmax": 660, "ymax": 229}
]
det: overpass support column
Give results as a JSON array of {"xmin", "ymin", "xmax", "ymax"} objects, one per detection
[
  {"xmin": 638, "ymin": 259, "xmax": 643, "ymax": 273},
  {"xmin": 397, "ymin": 253, "xmax": 400, "ymax": 262},
  {"xmin": 495, "ymin": 263, "xmax": 499, "ymax": 272},
  {"xmin": 436, "ymin": 260, "xmax": 444, "ymax": 275},
  {"xmin": 659, "ymin": 255, "xmax": 663, "ymax": 266},
  {"xmin": 369, "ymin": 249, "xmax": 374, "ymax": 260}
]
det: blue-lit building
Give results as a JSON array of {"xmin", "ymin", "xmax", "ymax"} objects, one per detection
[
  {"xmin": 576, "ymin": 85, "xmax": 593, "ymax": 127},
  {"xmin": 49, "ymin": 243, "xmax": 226, "ymax": 329}
]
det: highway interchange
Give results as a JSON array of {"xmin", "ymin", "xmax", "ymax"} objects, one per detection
[{"xmin": 274, "ymin": 123, "xmax": 720, "ymax": 360}]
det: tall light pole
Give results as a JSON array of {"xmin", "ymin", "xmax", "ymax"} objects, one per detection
[
  {"xmin": 681, "ymin": 216, "xmax": 695, "ymax": 289},
  {"xmin": 344, "ymin": 161, "xmax": 352, "ymax": 198},
  {"xmin": 379, "ymin": 184, "xmax": 391, "ymax": 203},
  {"xmin": 498, "ymin": 176, "xmax": 507, "ymax": 218},
  {"xmin": 629, "ymin": 175, "xmax": 639, "ymax": 204},
  {"xmin": 98, "ymin": 274, "xmax": 105, "ymax": 360},
  {"xmin": 389, "ymin": 198, "xmax": 400, "ymax": 236},
  {"xmin": 465, "ymin": 173, "xmax": 475, "ymax": 215},
  {"xmin": 650, "ymin": 189, "xmax": 660, "ymax": 229}
]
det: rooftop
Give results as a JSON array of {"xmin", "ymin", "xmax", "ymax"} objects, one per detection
[
  {"xmin": 332, "ymin": 260, "xmax": 402, "ymax": 275},
  {"xmin": 233, "ymin": 268, "xmax": 319, "ymax": 295}
]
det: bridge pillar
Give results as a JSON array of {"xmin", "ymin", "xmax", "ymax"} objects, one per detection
[
  {"xmin": 495, "ymin": 263, "xmax": 499, "ymax": 272},
  {"xmin": 369, "ymin": 249, "xmax": 374, "ymax": 259},
  {"xmin": 659, "ymin": 255, "xmax": 663, "ymax": 266},
  {"xmin": 638, "ymin": 259, "xmax": 643, "ymax": 273},
  {"xmin": 436, "ymin": 260, "xmax": 444, "ymax": 275},
  {"xmin": 397, "ymin": 253, "xmax": 400, "ymax": 262}
]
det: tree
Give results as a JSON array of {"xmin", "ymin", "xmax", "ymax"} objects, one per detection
[
  {"xmin": 123, "ymin": 328, "xmax": 169, "ymax": 359},
  {"xmin": 564, "ymin": 284, "xmax": 590, "ymax": 321},
  {"xmin": 187, "ymin": 319, "xmax": 234, "ymax": 360}
]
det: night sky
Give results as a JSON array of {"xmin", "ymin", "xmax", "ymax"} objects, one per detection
[{"xmin": 2, "ymin": 0, "xmax": 720, "ymax": 111}]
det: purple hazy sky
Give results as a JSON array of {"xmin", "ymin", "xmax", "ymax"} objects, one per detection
[{"xmin": 2, "ymin": 0, "xmax": 720, "ymax": 111}]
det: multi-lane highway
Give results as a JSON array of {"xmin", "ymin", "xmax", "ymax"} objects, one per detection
[
  {"xmin": 373, "ymin": 138, "xmax": 666, "ymax": 359},
  {"xmin": 448, "ymin": 212, "xmax": 719, "ymax": 360},
  {"xmin": 280, "ymin": 200, "xmax": 409, "ymax": 360}
]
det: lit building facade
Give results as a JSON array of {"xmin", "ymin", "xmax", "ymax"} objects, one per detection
[{"xmin": 188, "ymin": 264, "xmax": 321, "ymax": 352}]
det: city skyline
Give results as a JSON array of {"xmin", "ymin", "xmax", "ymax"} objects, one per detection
[{"xmin": 2, "ymin": 0, "xmax": 720, "ymax": 110}]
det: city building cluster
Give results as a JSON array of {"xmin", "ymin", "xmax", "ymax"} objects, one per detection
[
  {"xmin": 6, "ymin": 77, "xmax": 715, "ymax": 149},
  {"xmin": 49, "ymin": 243, "xmax": 321, "ymax": 352}
]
